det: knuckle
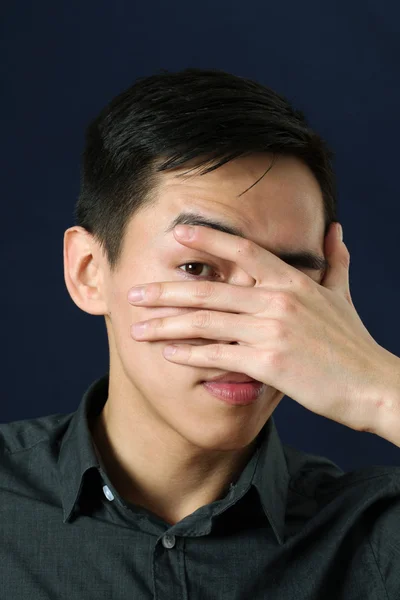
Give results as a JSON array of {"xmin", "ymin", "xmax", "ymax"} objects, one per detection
[
  {"xmin": 146, "ymin": 282, "xmax": 162, "ymax": 300},
  {"xmin": 296, "ymin": 274, "xmax": 313, "ymax": 294},
  {"xmin": 151, "ymin": 317, "xmax": 164, "ymax": 329},
  {"xmin": 264, "ymin": 348, "xmax": 285, "ymax": 371},
  {"xmin": 272, "ymin": 291, "xmax": 296, "ymax": 313},
  {"xmin": 192, "ymin": 310, "xmax": 213, "ymax": 329},
  {"xmin": 340, "ymin": 250, "xmax": 350, "ymax": 269},
  {"xmin": 184, "ymin": 345, "xmax": 193, "ymax": 362},
  {"xmin": 344, "ymin": 290, "xmax": 354, "ymax": 306},
  {"xmin": 196, "ymin": 281, "xmax": 215, "ymax": 297},
  {"xmin": 268, "ymin": 319, "xmax": 287, "ymax": 339},
  {"xmin": 237, "ymin": 236, "xmax": 258, "ymax": 259},
  {"xmin": 209, "ymin": 343, "xmax": 225, "ymax": 362},
  {"xmin": 194, "ymin": 281, "xmax": 215, "ymax": 306},
  {"xmin": 259, "ymin": 288, "xmax": 273, "ymax": 305}
]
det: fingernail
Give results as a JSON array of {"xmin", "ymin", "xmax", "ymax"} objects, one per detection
[
  {"xmin": 164, "ymin": 345, "xmax": 178, "ymax": 356},
  {"xmin": 132, "ymin": 322, "xmax": 147, "ymax": 336},
  {"xmin": 337, "ymin": 223, "xmax": 343, "ymax": 241},
  {"xmin": 174, "ymin": 225, "xmax": 194, "ymax": 239},
  {"xmin": 128, "ymin": 287, "xmax": 145, "ymax": 302}
]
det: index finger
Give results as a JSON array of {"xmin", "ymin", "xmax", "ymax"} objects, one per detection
[{"xmin": 173, "ymin": 224, "xmax": 297, "ymax": 287}]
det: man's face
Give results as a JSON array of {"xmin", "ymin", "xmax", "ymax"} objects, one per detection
[{"xmin": 94, "ymin": 153, "xmax": 326, "ymax": 451}]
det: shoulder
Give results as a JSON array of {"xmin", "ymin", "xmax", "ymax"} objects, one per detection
[
  {"xmin": 283, "ymin": 442, "xmax": 400, "ymax": 499},
  {"xmin": 0, "ymin": 412, "xmax": 71, "ymax": 455},
  {"xmin": 0, "ymin": 412, "xmax": 73, "ymax": 496},
  {"xmin": 284, "ymin": 442, "xmax": 400, "ymax": 595}
]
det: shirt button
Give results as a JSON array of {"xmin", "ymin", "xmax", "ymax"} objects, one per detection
[
  {"xmin": 102, "ymin": 484, "xmax": 114, "ymax": 501},
  {"xmin": 161, "ymin": 534, "xmax": 176, "ymax": 549}
]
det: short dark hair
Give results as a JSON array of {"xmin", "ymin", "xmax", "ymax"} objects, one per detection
[{"xmin": 74, "ymin": 67, "xmax": 337, "ymax": 272}]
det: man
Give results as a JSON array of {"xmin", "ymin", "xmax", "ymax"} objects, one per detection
[{"xmin": 1, "ymin": 67, "xmax": 400, "ymax": 599}]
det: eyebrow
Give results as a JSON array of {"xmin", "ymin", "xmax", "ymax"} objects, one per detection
[{"xmin": 165, "ymin": 211, "xmax": 329, "ymax": 273}]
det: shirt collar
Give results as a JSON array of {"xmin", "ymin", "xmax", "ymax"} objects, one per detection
[
  {"xmin": 58, "ymin": 374, "xmax": 108, "ymax": 524},
  {"xmin": 250, "ymin": 415, "xmax": 290, "ymax": 545},
  {"xmin": 58, "ymin": 374, "xmax": 289, "ymax": 545}
]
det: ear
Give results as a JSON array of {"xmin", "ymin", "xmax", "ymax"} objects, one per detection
[{"xmin": 63, "ymin": 227, "xmax": 108, "ymax": 316}]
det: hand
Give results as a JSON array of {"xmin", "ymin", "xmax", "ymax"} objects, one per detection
[{"xmin": 128, "ymin": 223, "xmax": 396, "ymax": 435}]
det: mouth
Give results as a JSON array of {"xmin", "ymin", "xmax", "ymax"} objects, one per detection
[{"xmin": 202, "ymin": 372, "xmax": 261, "ymax": 384}]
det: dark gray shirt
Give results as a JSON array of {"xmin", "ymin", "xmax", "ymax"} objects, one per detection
[{"xmin": 1, "ymin": 373, "xmax": 399, "ymax": 599}]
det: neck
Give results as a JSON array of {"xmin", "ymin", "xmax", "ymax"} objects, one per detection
[{"xmin": 90, "ymin": 398, "xmax": 258, "ymax": 525}]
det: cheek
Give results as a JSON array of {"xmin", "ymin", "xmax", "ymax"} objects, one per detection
[{"xmin": 109, "ymin": 287, "xmax": 198, "ymax": 347}]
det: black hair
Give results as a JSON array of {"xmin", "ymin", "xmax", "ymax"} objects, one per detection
[{"xmin": 74, "ymin": 67, "xmax": 337, "ymax": 271}]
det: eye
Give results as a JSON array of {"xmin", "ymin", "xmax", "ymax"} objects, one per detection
[{"xmin": 178, "ymin": 262, "xmax": 220, "ymax": 279}]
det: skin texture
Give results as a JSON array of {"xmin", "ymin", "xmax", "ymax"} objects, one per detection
[{"xmin": 63, "ymin": 152, "xmax": 326, "ymax": 524}]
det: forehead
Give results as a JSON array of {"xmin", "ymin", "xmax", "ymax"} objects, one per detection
[{"xmin": 150, "ymin": 153, "xmax": 325, "ymax": 249}]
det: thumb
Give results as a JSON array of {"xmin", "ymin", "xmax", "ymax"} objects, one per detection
[{"xmin": 322, "ymin": 222, "xmax": 352, "ymax": 301}]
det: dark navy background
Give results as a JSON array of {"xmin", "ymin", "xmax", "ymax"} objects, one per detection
[{"xmin": 2, "ymin": 1, "xmax": 400, "ymax": 470}]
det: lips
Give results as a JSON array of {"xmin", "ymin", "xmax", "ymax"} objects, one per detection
[{"xmin": 203, "ymin": 372, "xmax": 260, "ymax": 384}]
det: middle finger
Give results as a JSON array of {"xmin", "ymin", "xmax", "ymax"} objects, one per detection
[{"xmin": 130, "ymin": 310, "xmax": 260, "ymax": 344}]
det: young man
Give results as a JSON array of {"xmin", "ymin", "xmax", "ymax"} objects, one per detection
[{"xmin": 2, "ymin": 68, "xmax": 400, "ymax": 599}]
